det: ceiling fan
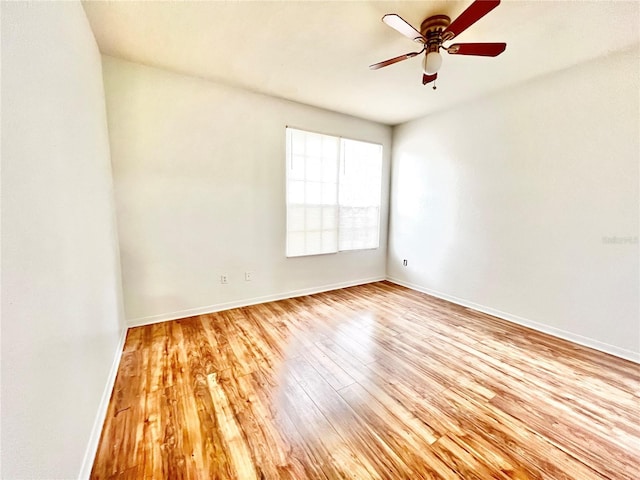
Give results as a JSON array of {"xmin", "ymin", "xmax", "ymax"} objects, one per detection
[{"xmin": 370, "ymin": 0, "xmax": 506, "ymax": 89}]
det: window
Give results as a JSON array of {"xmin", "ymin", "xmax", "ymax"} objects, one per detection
[{"xmin": 286, "ymin": 127, "xmax": 382, "ymax": 257}]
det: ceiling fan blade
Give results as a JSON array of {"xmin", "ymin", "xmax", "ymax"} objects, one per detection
[
  {"xmin": 422, "ymin": 73, "xmax": 437, "ymax": 85},
  {"xmin": 447, "ymin": 42, "xmax": 506, "ymax": 56},
  {"xmin": 369, "ymin": 51, "xmax": 421, "ymax": 70},
  {"xmin": 443, "ymin": 0, "xmax": 501, "ymax": 41},
  {"xmin": 382, "ymin": 14, "xmax": 425, "ymax": 42}
]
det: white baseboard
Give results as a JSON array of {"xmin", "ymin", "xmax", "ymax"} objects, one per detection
[
  {"xmin": 78, "ymin": 327, "xmax": 128, "ymax": 480},
  {"xmin": 127, "ymin": 276, "xmax": 386, "ymax": 328},
  {"xmin": 386, "ymin": 276, "xmax": 640, "ymax": 364}
]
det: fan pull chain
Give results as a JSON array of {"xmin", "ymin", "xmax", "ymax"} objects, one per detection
[{"xmin": 433, "ymin": 80, "xmax": 437, "ymax": 90}]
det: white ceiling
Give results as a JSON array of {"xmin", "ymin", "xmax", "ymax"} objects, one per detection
[{"xmin": 83, "ymin": 1, "xmax": 640, "ymax": 125}]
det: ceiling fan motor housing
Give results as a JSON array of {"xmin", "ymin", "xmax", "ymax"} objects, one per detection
[{"xmin": 420, "ymin": 15, "xmax": 450, "ymax": 53}]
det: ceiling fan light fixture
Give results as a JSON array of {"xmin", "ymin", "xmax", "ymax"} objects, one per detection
[{"xmin": 422, "ymin": 51, "xmax": 442, "ymax": 75}]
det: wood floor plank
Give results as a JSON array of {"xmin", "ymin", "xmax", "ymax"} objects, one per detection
[
  {"xmin": 337, "ymin": 382, "xmax": 457, "ymax": 479},
  {"xmin": 277, "ymin": 360, "xmax": 379, "ymax": 479},
  {"xmin": 91, "ymin": 281, "xmax": 640, "ymax": 479},
  {"xmin": 217, "ymin": 369, "xmax": 307, "ymax": 479},
  {"xmin": 177, "ymin": 317, "xmax": 236, "ymax": 477}
]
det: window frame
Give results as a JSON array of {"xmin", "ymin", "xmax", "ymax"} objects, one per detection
[{"xmin": 285, "ymin": 126, "xmax": 383, "ymax": 258}]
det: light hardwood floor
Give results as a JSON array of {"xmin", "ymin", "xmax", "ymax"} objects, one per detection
[{"xmin": 91, "ymin": 281, "xmax": 640, "ymax": 479}]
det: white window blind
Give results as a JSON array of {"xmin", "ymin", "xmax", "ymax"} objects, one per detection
[
  {"xmin": 339, "ymin": 139, "xmax": 382, "ymax": 251},
  {"xmin": 286, "ymin": 127, "xmax": 382, "ymax": 257}
]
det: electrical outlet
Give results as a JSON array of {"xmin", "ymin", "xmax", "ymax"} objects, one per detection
[
  {"xmin": 220, "ymin": 275, "xmax": 228, "ymax": 284},
  {"xmin": 245, "ymin": 272, "xmax": 252, "ymax": 282}
]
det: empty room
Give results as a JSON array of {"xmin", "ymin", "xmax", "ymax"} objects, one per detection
[{"xmin": 2, "ymin": 0, "xmax": 639, "ymax": 479}]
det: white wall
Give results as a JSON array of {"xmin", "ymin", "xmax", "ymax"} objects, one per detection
[
  {"xmin": 101, "ymin": 57, "xmax": 391, "ymax": 325},
  {"xmin": 388, "ymin": 47, "xmax": 640, "ymax": 361},
  {"xmin": 1, "ymin": 3, "xmax": 125, "ymax": 478}
]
